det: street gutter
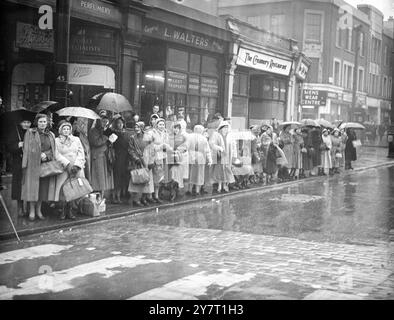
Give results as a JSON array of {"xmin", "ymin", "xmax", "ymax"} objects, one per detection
[{"xmin": 1, "ymin": 160, "xmax": 393, "ymax": 242}]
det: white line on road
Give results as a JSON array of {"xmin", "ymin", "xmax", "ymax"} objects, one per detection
[
  {"xmin": 0, "ymin": 255, "xmax": 171, "ymax": 300},
  {"xmin": 128, "ymin": 270, "xmax": 255, "ymax": 300},
  {"xmin": 0, "ymin": 244, "xmax": 73, "ymax": 265}
]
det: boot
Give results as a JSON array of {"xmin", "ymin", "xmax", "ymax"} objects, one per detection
[
  {"xmin": 66, "ymin": 204, "xmax": 76, "ymax": 220},
  {"xmin": 59, "ymin": 204, "xmax": 66, "ymax": 220}
]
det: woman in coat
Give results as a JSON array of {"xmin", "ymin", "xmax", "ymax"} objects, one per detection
[
  {"xmin": 301, "ymin": 127, "xmax": 313, "ymax": 177},
  {"xmin": 128, "ymin": 121, "xmax": 153, "ymax": 207},
  {"xmin": 261, "ymin": 125, "xmax": 278, "ymax": 183},
  {"xmin": 309, "ymin": 126, "xmax": 323, "ymax": 175},
  {"xmin": 5, "ymin": 118, "xmax": 31, "ymax": 216},
  {"xmin": 279, "ymin": 125, "xmax": 294, "ymax": 178},
  {"xmin": 320, "ymin": 129, "xmax": 332, "ymax": 176},
  {"xmin": 250, "ymin": 125, "xmax": 264, "ymax": 183},
  {"xmin": 88, "ymin": 117, "xmax": 114, "ymax": 198},
  {"xmin": 330, "ymin": 128, "xmax": 343, "ymax": 174},
  {"xmin": 72, "ymin": 117, "xmax": 91, "ymax": 182},
  {"xmin": 293, "ymin": 128, "xmax": 305, "ymax": 179},
  {"xmin": 111, "ymin": 115, "xmax": 131, "ymax": 204},
  {"xmin": 345, "ymin": 128, "xmax": 357, "ymax": 170},
  {"xmin": 21, "ymin": 114, "xmax": 59, "ymax": 221},
  {"xmin": 55, "ymin": 121, "xmax": 86, "ymax": 220},
  {"xmin": 187, "ymin": 124, "xmax": 212, "ymax": 196}
]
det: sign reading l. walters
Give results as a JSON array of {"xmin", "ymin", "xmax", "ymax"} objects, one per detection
[
  {"xmin": 236, "ymin": 47, "xmax": 292, "ymax": 76},
  {"xmin": 302, "ymin": 89, "xmax": 327, "ymax": 106}
]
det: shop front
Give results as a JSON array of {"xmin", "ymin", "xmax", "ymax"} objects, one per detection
[
  {"xmin": 139, "ymin": 17, "xmax": 227, "ymax": 127},
  {"xmin": 234, "ymin": 46, "xmax": 293, "ymax": 127},
  {"xmin": 67, "ymin": 0, "xmax": 121, "ymax": 107}
]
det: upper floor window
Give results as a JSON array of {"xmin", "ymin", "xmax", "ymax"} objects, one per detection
[
  {"xmin": 344, "ymin": 28, "xmax": 352, "ymax": 51},
  {"xmin": 305, "ymin": 12, "xmax": 322, "ymax": 42},
  {"xmin": 247, "ymin": 16, "xmax": 260, "ymax": 28},
  {"xmin": 336, "ymin": 25, "xmax": 341, "ymax": 47},
  {"xmin": 333, "ymin": 59, "xmax": 341, "ymax": 86},
  {"xmin": 384, "ymin": 46, "xmax": 389, "ymax": 66},
  {"xmin": 270, "ymin": 14, "xmax": 286, "ymax": 36},
  {"xmin": 359, "ymin": 32, "xmax": 365, "ymax": 57},
  {"xmin": 357, "ymin": 68, "xmax": 364, "ymax": 92}
]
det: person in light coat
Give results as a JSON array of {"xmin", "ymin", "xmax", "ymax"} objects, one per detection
[
  {"xmin": 54, "ymin": 121, "xmax": 86, "ymax": 220},
  {"xmin": 330, "ymin": 128, "xmax": 343, "ymax": 174},
  {"xmin": 320, "ymin": 128, "xmax": 332, "ymax": 175}
]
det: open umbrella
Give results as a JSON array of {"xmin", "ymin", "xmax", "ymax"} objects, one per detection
[
  {"xmin": 300, "ymin": 119, "xmax": 320, "ymax": 127},
  {"xmin": 31, "ymin": 101, "xmax": 62, "ymax": 113},
  {"xmin": 316, "ymin": 118, "xmax": 334, "ymax": 129},
  {"xmin": 56, "ymin": 107, "xmax": 100, "ymax": 120},
  {"xmin": 339, "ymin": 122, "xmax": 366, "ymax": 130},
  {"xmin": 96, "ymin": 93, "xmax": 133, "ymax": 113},
  {"xmin": 278, "ymin": 121, "xmax": 302, "ymax": 129},
  {"xmin": 0, "ymin": 108, "xmax": 36, "ymax": 138}
]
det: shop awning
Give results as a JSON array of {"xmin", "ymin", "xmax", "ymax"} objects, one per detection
[{"xmin": 68, "ymin": 63, "xmax": 115, "ymax": 89}]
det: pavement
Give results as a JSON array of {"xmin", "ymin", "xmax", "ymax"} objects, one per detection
[{"xmin": 0, "ymin": 146, "xmax": 393, "ymax": 241}]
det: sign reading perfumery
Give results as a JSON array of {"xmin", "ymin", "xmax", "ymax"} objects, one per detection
[
  {"xmin": 302, "ymin": 89, "xmax": 327, "ymax": 106},
  {"xmin": 71, "ymin": 0, "xmax": 121, "ymax": 25},
  {"xmin": 143, "ymin": 19, "xmax": 225, "ymax": 53},
  {"xmin": 236, "ymin": 47, "xmax": 292, "ymax": 76}
]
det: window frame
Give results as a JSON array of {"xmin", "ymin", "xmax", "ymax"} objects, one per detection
[
  {"xmin": 304, "ymin": 10, "xmax": 324, "ymax": 43},
  {"xmin": 357, "ymin": 66, "xmax": 364, "ymax": 92},
  {"xmin": 333, "ymin": 58, "xmax": 342, "ymax": 87}
]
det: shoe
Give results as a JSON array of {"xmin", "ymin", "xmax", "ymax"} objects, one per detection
[
  {"xmin": 212, "ymin": 189, "xmax": 219, "ymax": 195},
  {"xmin": 221, "ymin": 189, "xmax": 228, "ymax": 193},
  {"xmin": 59, "ymin": 210, "xmax": 66, "ymax": 220},
  {"xmin": 185, "ymin": 191, "xmax": 192, "ymax": 196},
  {"xmin": 67, "ymin": 212, "xmax": 76, "ymax": 220},
  {"xmin": 28, "ymin": 214, "xmax": 35, "ymax": 221},
  {"xmin": 133, "ymin": 200, "xmax": 144, "ymax": 207},
  {"xmin": 140, "ymin": 199, "xmax": 148, "ymax": 206},
  {"xmin": 36, "ymin": 213, "xmax": 45, "ymax": 220},
  {"xmin": 201, "ymin": 189, "xmax": 208, "ymax": 195},
  {"xmin": 153, "ymin": 197, "xmax": 163, "ymax": 204},
  {"xmin": 146, "ymin": 197, "xmax": 155, "ymax": 204}
]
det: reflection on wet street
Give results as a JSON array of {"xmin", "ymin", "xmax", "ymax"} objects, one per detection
[{"xmin": 134, "ymin": 165, "xmax": 394, "ymax": 244}]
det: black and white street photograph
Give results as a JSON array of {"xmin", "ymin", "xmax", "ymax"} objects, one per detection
[{"xmin": 0, "ymin": 0, "xmax": 393, "ymax": 303}]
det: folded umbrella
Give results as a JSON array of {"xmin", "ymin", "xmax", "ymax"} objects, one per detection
[
  {"xmin": 31, "ymin": 101, "xmax": 62, "ymax": 113},
  {"xmin": 56, "ymin": 107, "xmax": 100, "ymax": 120},
  {"xmin": 96, "ymin": 93, "xmax": 133, "ymax": 113},
  {"xmin": 339, "ymin": 122, "xmax": 366, "ymax": 130}
]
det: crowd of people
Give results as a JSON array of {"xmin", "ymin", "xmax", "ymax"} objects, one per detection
[{"xmin": 2, "ymin": 107, "xmax": 361, "ymax": 222}]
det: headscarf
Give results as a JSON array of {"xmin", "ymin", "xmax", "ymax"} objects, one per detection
[
  {"xmin": 154, "ymin": 118, "xmax": 165, "ymax": 129},
  {"xmin": 58, "ymin": 120, "xmax": 73, "ymax": 146},
  {"xmin": 194, "ymin": 124, "xmax": 205, "ymax": 134}
]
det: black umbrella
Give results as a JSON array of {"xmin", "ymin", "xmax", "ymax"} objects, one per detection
[
  {"xmin": 0, "ymin": 108, "xmax": 36, "ymax": 140},
  {"xmin": 31, "ymin": 101, "xmax": 63, "ymax": 113}
]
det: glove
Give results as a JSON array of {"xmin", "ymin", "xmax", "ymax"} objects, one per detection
[{"xmin": 70, "ymin": 166, "xmax": 80, "ymax": 175}]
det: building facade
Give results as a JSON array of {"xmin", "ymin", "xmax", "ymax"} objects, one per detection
[{"xmin": 218, "ymin": 0, "xmax": 393, "ymax": 125}]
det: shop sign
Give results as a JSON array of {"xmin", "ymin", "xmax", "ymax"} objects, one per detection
[
  {"xmin": 201, "ymin": 77, "xmax": 218, "ymax": 96},
  {"xmin": 167, "ymin": 71, "xmax": 187, "ymax": 92},
  {"xmin": 327, "ymin": 92, "xmax": 338, "ymax": 100},
  {"xmin": 188, "ymin": 75, "xmax": 200, "ymax": 94},
  {"xmin": 71, "ymin": 0, "xmax": 121, "ymax": 26},
  {"xmin": 68, "ymin": 63, "xmax": 115, "ymax": 89},
  {"xmin": 70, "ymin": 27, "xmax": 116, "ymax": 59},
  {"xmin": 16, "ymin": 22, "xmax": 54, "ymax": 53},
  {"xmin": 295, "ymin": 60, "xmax": 309, "ymax": 80},
  {"xmin": 301, "ymin": 89, "xmax": 327, "ymax": 106},
  {"xmin": 343, "ymin": 93, "xmax": 353, "ymax": 102},
  {"xmin": 236, "ymin": 47, "xmax": 292, "ymax": 76},
  {"xmin": 142, "ymin": 19, "xmax": 225, "ymax": 53}
]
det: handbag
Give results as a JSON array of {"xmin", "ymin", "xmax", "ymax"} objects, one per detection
[
  {"xmin": 352, "ymin": 139, "xmax": 362, "ymax": 148},
  {"xmin": 40, "ymin": 160, "xmax": 64, "ymax": 178},
  {"xmin": 61, "ymin": 177, "xmax": 93, "ymax": 202},
  {"xmin": 130, "ymin": 167, "xmax": 150, "ymax": 184},
  {"xmin": 335, "ymin": 152, "xmax": 343, "ymax": 159}
]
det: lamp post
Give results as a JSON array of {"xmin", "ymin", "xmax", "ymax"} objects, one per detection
[
  {"xmin": 387, "ymin": 19, "xmax": 394, "ymax": 158},
  {"xmin": 351, "ymin": 24, "xmax": 362, "ymax": 122}
]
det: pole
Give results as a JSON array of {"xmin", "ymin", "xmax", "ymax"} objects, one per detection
[
  {"xmin": 351, "ymin": 25, "xmax": 361, "ymax": 122},
  {"xmin": 0, "ymin": 192, "xmax": 21, "ymax": 242}
]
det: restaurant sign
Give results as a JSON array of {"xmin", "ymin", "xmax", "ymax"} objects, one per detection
[
  {"xmin": 143, "ymin": 19, "xmax": 225, "ymax": 53},
  {"xmin": 302, "ymin": 89, "xmax": 327, "ymax": 106},
  {"xmin": 236, "ymin": 47, "xmax": 292, "ymax": 76}
]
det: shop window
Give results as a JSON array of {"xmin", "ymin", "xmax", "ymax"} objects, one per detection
[
  {"xmin": 189, "ymin": 53, "xmax": 201, "ymax": 73},
  {"xmin": 201, "ymin": 56, "xmax": 218, "ymax": 76},
  {"xmin": 168, "ymin": 48, "xmax": 188, "ymax": 71},
  {"xmin": 250, "ymin": 77, "xmax": 260, "ymax": 98},
  {"xmin": 234, "ymin": 73, "xmax": 248, "ymax": 96},
  {"xmin": 262, "ymin": 79, "xmax": 273, "ymax": 99},
  {"xmin": 272, "ymin": 80, "xmax": 280, "ymax": 100}
]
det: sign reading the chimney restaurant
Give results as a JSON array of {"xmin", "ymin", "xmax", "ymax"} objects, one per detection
[
  {"xmin": 236, "ymin": 47, "xmax": 292, "ymax": 76},
  {"xmin": 142, "ymin": 18, "xmax": 225, "ymax": 53},
  {"xmin": 302, "ymin": 89, "xmax": 327, "ymax": 106}
]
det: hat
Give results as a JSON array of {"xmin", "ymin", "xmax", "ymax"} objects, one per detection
[
  {"xmin": 58, "ymin": 120, "xmax": 72, "ymax": 134},
  {"xmin": 194, "ymin": 124, "xmax": 205, "ymax": 134},
  {"xmin": 150, "ymin": 113, "xmax": 159, "ymax": 120},
  {"xmin": 135, "ymin": 121, "xmax": 145, "ymax": 129},
  {"xmin": 250, "ymin": 125, "xmax": 260, "ymax": 134},
  {"xmin": 322, "ymin": 128, "xmax": 328, "ymax": 134},
  {"xmin": 155, "ymin": 118, "xmax": 165, "ymax": 126},
  {"xmin": 98, "ymin": 110, "xmax": 108, "ymax": 119},
  {"xmin": 218, "ymin": 121, "xmax": 230, "ymax": 131}
]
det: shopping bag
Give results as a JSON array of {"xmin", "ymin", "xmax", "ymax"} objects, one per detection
[
  {"xmin": 61, "ymin": 177, "xmax": 93, "ymax": 202},
  {"xmin": 130, "ymin": 167, "xmax": 150, "ymax": 184},
  {"xmin": 40, "ymin": 161, "xmax": 64, "ymax": 178},
  {"xmin": 352, "ymin": 139, "xmax": 362, "ymax": 148}
]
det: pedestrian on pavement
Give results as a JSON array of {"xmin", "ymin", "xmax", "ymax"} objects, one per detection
[
  {"xmin": 345, "ymin": 128, "xmax": 357, "ymax": 170},
  {"xmin": 261, "ymin": 125, "xmax": 278, "ymax": 183},
  {"xmin": 293, "ymin": 128, "xmax": 304, "ymax": 179},
  {"xmin": 88, "ymin": 115, "xmax": 114, "ymax": 198},
  {"xmin": 55, "ymin": 121, "xmax": 86, "ymax": 220},
  {"xmin": 301, "ymin": 127, "xmax": 313, "ymax": 178},
  {"xmin": 330, "ymin": 128, "xmax": 343, "ymax": 174},
  {"xmin": 309, "ymin": 126, "xmax": 323, "ymax": 176},
  {"xmin": 320, "ymin": 128, "xmax": 332, "ymax": 176},
  {"xmin": 186, "ymin": 124, "xmax": 212, "ymax": 196},
  {"xmin": 279, "ymin": 125, "xmax": 295, "ymax": 178},
  {"xmin": 5, "ymin": 118, "xmax": 31, "ymax": 216},
  {"xmin": 110, "ymin": 115, "xmax": 131, "ymax": 204},
  {"xmin": 128, "ymin": 121, "xmax": 153, "ymax": 207},
  {"xmin": 250, "ymin": 125, "xmax": 264, "ymax": 183},
  {"xmin": 21, "ymin": 113, "xmax": 58, "ymax": 221},
  {"xmin": 72, "ymin": 117, "xmax": 91, "ymax": 182}
]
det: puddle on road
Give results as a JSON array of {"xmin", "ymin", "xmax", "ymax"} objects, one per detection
[{"xmin": 269, "ymin": 194, "xmax": 323, "ymax": 203}]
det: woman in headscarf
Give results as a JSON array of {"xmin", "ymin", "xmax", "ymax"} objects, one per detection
[
  {"xmin": 320, "ymin": 128, "xmax": 332, "ymax": 176},
  {"xmin": 167, "ymin": 122, "xmax": 188, "ymax": 195},
  {"xmin": 279, "ymin": 125, "xmax": 294, "ymax": 178},
  {"xmin": 5, "ymin": 118, "xmax": 31, "ymax": 216},
  {"xmin": 54, "ymin": 121, "xmax": 86, "ymax": 220},
  {"xmin": 216, "ymin": 121, "xmax": 236, "ymax": 192},
  {"xmin": 187, "ymin": 124, "xmax": 212, "ymax": 196},
  {"xmin": 330, "ymin": 128, "xmax": 343, "ymax": 174},
  {"xmin": 261, "ymin": 125, "xmax": 278, "ymax": 183},
  {"xmin": 110, "ymin": 115, "xmax": 131, "ymax": 204},
  {"xmin": 21, "ymin": 114, "xmax": 59, "ymax": 221},
  {"xmin": 88, "ymin": 116, "xmax": 114, "ymax": 198},
  {"xmin": 151, "ymin": 118, "xmax": 172, "ymax": 203},
  {"xmin": 128, "ymin": 121, "xmax": 153, "ymax": 206}
]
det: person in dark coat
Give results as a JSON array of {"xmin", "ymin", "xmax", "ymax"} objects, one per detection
[
  {"xmin": 5, "ymin": 119, "xmax": 31, "ymax": 216},
  {"xmin": 345, "ymin": 128, "xmax": 357, "ymax": 170},
  {"xmin": 309, "ymin": 126, "xmax": 323, "ymax": 175},
  {"xmin": 111, "ymin": 115, "xmax": 131, "ymax": 204}
]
